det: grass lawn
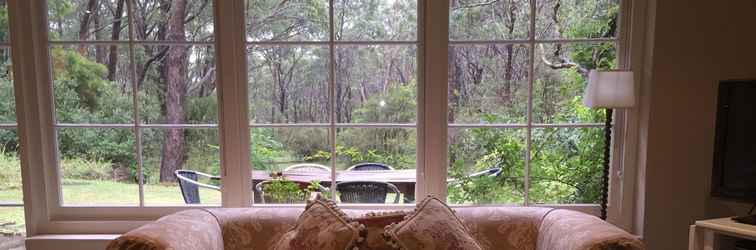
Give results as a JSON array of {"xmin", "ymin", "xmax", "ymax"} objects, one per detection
[
  {"xmin": 0, "ymin": 207, "xmax": 24, "ymax": 235},
  {"xmin": 0, "ymin": 179, "xmax": 222, "ymax": 234}
]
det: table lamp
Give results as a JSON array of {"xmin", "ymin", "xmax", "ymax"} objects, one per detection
[{"xmin": 583, "ymin": 70, "xmax": 635, "ymax": 220}]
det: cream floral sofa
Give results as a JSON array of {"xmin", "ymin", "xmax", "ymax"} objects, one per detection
[{"xmin": 107, "ymin": 207, "xmax": 644, "ymax": 250}]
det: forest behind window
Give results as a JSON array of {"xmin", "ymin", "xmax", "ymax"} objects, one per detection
[{"xmin": 447, "ymin": 0, "xmax": 618, "ymax": 204}]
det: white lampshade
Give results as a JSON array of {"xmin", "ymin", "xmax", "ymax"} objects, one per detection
[{"xmin": 583, "ymin": 70, "xmax": 636, "ymax": 108}]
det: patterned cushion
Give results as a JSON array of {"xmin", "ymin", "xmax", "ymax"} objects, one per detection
[
  {"xmin": 273, "ymin": 199, "xmax": 366, "ymax": 250},
  {"xmin": 383, "ymin": 196, "xmax": 483, "ymax": 250},
  {"xmin": 352, "ymin": 211, "xmax": 410, "ymax": 250}
]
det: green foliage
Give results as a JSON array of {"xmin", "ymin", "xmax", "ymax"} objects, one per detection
[
  {"xmin": 353, "ymin": 83, "xmax": 416, "ymax": 123},
  {"xmin": 57, "ymin": 128, "xmax": 135, "ymax": 168},
  {"xmin": 448, "ymin": 127, "xmax": 525, "ymax": 204},
  {"xmin": 263, "ymin": 179, "xmax": 305, "ymax": 203},
  {"xmin": 261, "ymin": 175, "xmax": 328, "ymax": 203},
  {"xmin": 52, "ymin": 48, "xmax": 109, "ymax": 111},
  {"xmin": 60, "ymin": 158, "xmax": 113, "ymax": 181},
  {"xmin": 0, "ymin": 4, "xmax": 8, "ymax": 42},
  {"xmin": 0, "ymin": 151, "xmax": 21, "ymax": 190},
  {"xmin": 250, "ymin": 128, "xmax": 289, "ymax": 171}
]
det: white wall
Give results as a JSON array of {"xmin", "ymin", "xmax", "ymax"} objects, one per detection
[{"xmin": 641, "ymin": 0, "xmax": 756, "ymax": 249}]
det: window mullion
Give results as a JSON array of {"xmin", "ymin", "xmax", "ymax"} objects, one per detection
[
  {"xmin": 417, "ymin": 0, "xmax": 449, "ymax": 199},
  {"xmin": 214, "ymin": 0, "xmax": 251, "ymax": 207},
  {"xmin": 124, "ymin": 0, "xmax": 145, "ymax": 208},
  {"xmin": 524, "ymin": 0, "xmax": 537, "ymax": 207}
]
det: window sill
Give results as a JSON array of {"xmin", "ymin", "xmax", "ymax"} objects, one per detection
[{"xmin": 26, "ymin": 234, "xmax": 118, "ymax": 250}]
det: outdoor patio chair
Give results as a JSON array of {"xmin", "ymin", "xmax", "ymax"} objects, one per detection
[
  {"xmin": 175, "ymin": 170, "xmax": 221, "ymax": 204},
  {"xmin": 255, "ymin": 180, "xmax": 329, "ymax": 204},
  {"xmin": 346, "ymin": 162, "xmax": 395, "ymax": 171},
  {"xmin": 283, "ymin": 163, "xmax": 331, "ymax": 173},
  {"xmin": 336, "ymin": 181, "xmax": 401, "ymax": 204},
  {"xmin": 468, "ymin": 167, "xmax": 503, "ymax": 178}
]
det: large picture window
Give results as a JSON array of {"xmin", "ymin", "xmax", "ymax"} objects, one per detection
[
  {"xmin": 447, "ymin": 0, "xmax": 619, "ymax": 205},
  {"xmin": 1, "ymin": 0, "xmax": 633, "ymax": 234},
  {"xmin": 48, "ymin": 0, "xmax": 220, "ymax": 206}
]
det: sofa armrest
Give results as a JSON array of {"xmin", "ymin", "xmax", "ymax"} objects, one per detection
[
  {"xmin": 536, "ymin": 209, "xmax": 644, "ymax": 250},
  {"xmin": 107, "ymin": 209, "xmax": 224, "ymax": 250}
]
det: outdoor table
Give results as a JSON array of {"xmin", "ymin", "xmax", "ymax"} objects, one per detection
[{"xmin": 251, "ymin": 169, "xmax": 417, "ymax": 203}]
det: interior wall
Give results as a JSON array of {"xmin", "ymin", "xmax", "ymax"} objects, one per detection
[{"xmin": 641, "ymin": 0, "xmax": 756, "ymax": 249}]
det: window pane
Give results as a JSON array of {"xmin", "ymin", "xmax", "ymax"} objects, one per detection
[
  {"xmin": 0, "ymin": 129, "xmax": 21, "ymax": 204},
  {"xmin": 51, "ymin": 45, "xmax": 133, "ymax": 124},
  {"xmin": 134, "ymin": 0, "xmax": 214, "ymax": 42},
  {"xmin": 58, "ymin": 128, "xmax": 138, "ymax": 206},
  {"xmin": 0, "ymin": 1, "xmax": 7, "ymax": 43},
  {"xmin": 529, "ymin": 127, "xmax": 604, "ymax": 204},
  {"xmin": 0, "ymin": 131, "xmax": 23, "ymax": 237},
  {"xmin": 448, "ymin": 128, "xmax": 525, "ymax": 204},
  {"xmin": 336, "ymin": 127, "xmax": 416, "ymax": 204},
  {"xmin": 533, "ymin": 42, "xmax": 614, "ymax": 123},
  {"xmin": 136, "ymin": 45, "xmax": 218, "ymax": 124},
  {"xmin": 335, "ymin": 45, "xmax": 417, "ymax": 124},
  {"xmin": 0, "ymin": 48, "xmax": 13, "ymax": 123},
  {"xmin": 448, "ymin": 44, "xmax": 529, "ymax": 124},
  {"xmin": 47, "ymin": 0, "xmax": 130, "ymax": 41},
  {"xmin": 250, "ymin": 127, "xmax": 331, "ymax": 204},
  {"xmin": 0, "ymin": 207, "xmax": 25, "ymax": 240},
  {"xmin": 334, "ymin": 0, "xmax": 417, "ymax": 41},
  {"xmin": 248, "ymin": 46, "xmax": 329, "ymax": 124},
  {"xmin": 245, "ymin": 0, "xmax": 329, "ymax": 41},
  {"xmin": 449, "ymin": 0, "xmax": 530, "ymax": 41},
  {"xmin": 142, "ymin": 128, "xmax": 221, "ymax": 206},
  {"xmin": 535, "ymin": 0, "xmax": 619, "ymax": 40}
]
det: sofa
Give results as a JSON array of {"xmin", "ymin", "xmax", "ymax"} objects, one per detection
[{"xmin": 107, "ymin": 206, "xmax": 644, "ymax": 250}]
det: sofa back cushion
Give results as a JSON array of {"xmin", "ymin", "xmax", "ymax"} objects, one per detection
[
  {"xmin": 207, "ymin": 208, "xmax": 302, "ymax": 250},
  {"xmin": 455, "ymin": 206, "xmax": 552, "ymax": 250},
  {"xmin": 206, "ymin": 206, "xmax": 551, "ymax": 250},
  {"xmin": 536, "ymin": 209, "xmax": 644, "ymax": 250}
]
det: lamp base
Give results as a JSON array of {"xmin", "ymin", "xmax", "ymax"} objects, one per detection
[{"xmin": 600, "ymin": 108, "xmax": 613, "ymax": 220}]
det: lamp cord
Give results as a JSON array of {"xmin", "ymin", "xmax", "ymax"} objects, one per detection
[{"xmin": 600, "ymin": 108, "xmax": 613, "ymax": 221}]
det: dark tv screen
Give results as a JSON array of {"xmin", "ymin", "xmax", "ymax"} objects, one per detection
[{"xmin": 712, "ymin": 80, "xmax": 756, "ymax": 202}]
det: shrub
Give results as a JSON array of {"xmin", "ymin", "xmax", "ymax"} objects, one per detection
[{"xmin": 59, "ymin": 158, "xmax": 113, "ymax": 181}]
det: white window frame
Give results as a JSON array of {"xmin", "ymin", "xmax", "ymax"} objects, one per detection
[{"xmin": 7, "ymin": 0, "xmax": 639, "ymax": 235}]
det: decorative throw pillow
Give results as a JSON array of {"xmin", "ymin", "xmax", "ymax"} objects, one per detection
[
  {"xmin": 383, "ymin": 196, "xmax": 483, "ymax": 250},
  {"xmin": 352, "ymin": 211, "xmax": 410, "ymax": 250},
  {"xmin": 273, "ymin": 198, "xmax": 366, "ymax": 250}
]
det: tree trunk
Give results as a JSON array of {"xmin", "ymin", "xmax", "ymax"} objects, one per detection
[
  {"xmin": 448, "ymin": 47, "xmax": 463, "ymax": 123},
  {"xmin": 78, "ymin": 0, "xmax": 99, "ymax": 53},
  {"xmin": 94, "ymin": 9, "xmax": 107, "ymax": 64},
  {"xmin": 107, "ymin": 0, "xmax": 125, "ymax": 81},
  {"xmin": 159, "ymin": 0, "xmax": 188, "ymax": 182},
  {"xmin": 502, "ymin": 44, "xmax": 514, "ymax": 104},
  {"xmin": 500, "ymin": 2, "xmax": 517, "ymax": 104}
]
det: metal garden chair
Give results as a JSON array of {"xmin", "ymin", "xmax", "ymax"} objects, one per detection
[
  {"xmin": 346, "ymin": 162, "xmax": 395, "ymax": 171},
  {"xmin": 174, "ymin": 170, "xmax": 221, "ymax": 204},
  {"xmin": 336, "ymin": 181, "xmax": 401, "ymax": 204},
  {"xmin": 283, "ymin": 163, "xmax": 331, "ymax": 173}
]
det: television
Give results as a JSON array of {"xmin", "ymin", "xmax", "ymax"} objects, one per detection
[{"xmin": 711, "ymin": 80, "xmax": 756, "ymax": 202}]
